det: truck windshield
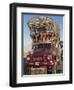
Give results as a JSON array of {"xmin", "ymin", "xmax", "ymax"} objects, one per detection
[{"xmin": 34, "ymin": 44, "xmax": 51, "ymax": 51}]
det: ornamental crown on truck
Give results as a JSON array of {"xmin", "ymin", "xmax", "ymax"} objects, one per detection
[{"xmin": 26, "ymin": 16, "xmax": 60, "ymax": 68}]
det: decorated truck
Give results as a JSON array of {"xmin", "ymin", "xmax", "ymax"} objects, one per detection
[{"xmin": 24, "ymin": 17, "xmax": 61, "ymax": 74}]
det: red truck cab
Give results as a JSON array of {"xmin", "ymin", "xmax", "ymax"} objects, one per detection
[{"xmin": 26, "ymin": 46, "xmax": 56, "ymax": 68}]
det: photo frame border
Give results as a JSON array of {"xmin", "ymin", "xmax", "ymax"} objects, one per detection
[{"xmin": 10, "ymin": 3, "xmax": 72, "ymax": 87}]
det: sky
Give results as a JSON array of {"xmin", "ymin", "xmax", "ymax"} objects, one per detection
[{"xmin": 22, "ymin": 14, "xmax": 63, "ymax": 52}]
